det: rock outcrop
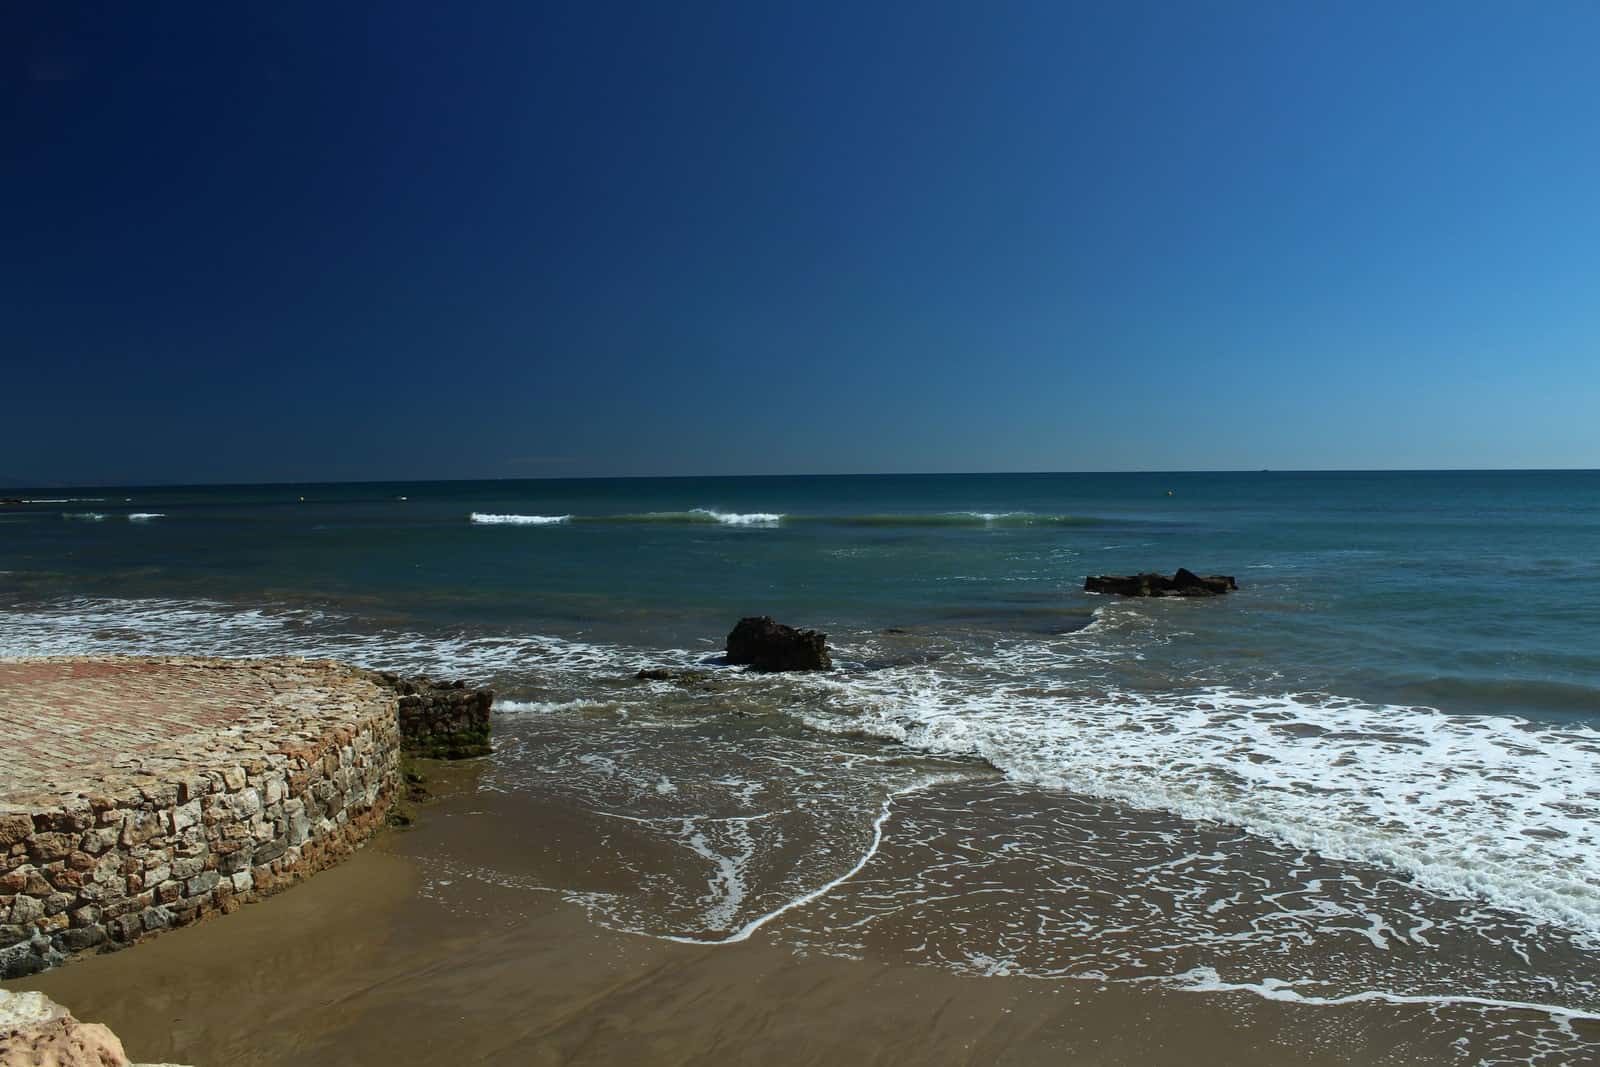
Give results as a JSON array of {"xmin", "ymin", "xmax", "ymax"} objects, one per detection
[
  {"xmin": 1084, "ymin": 569, "xmax": 1238, "ymax": 597},
  {"xmin": 369, "ymin": 673, "xmax": 494, "ymax": 759},
  {"xmin": 725, "ymin": 617, "xmax": 832, "ymax": 672},
  {"xmin": 0, "ymin": 987, "xmax": 190, "ymax": 1067}
]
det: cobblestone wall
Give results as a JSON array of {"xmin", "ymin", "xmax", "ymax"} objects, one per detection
[
  {"xmin": 372, "ymin": 672, "xmax": 494, "ymax": 759},
  {"xmin": 0, "ymin": 659, "xmax": 402, "ymax": 979}
]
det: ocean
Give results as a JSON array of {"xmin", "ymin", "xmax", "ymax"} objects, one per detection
[{"xmin": 3, "ymin": 470, "xmax": 1597, "ymax": 1063}]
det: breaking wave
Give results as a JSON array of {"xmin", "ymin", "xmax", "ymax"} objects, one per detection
[
  {"xmin": 796, "ymin": 657, "xmax": 1600, "ymax": 946},
  {"xmin": 463, "ymin": 509, "xmax": 1109, "ymax": 528},
  {"xmin": 469, "ymin": 513, "xmax": 572, "ymax": 525}
]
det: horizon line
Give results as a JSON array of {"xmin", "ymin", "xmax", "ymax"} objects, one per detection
[{"xmin": 5, "ymin": 466, "xmax": 1599, "ymax": 492}]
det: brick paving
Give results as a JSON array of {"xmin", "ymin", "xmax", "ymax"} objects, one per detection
[{"xmin": 0, "ymin": 657, "xmax": 378, "ymax": 806}]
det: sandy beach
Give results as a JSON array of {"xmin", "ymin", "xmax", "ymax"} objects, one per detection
[{"xmin": 13, "ymin": 760, "xmax": 1557, "ymax": 1067}]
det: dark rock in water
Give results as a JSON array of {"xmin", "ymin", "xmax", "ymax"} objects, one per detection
[
  {"xmin": 0, "ymin": 498, "xmax": 22, "ymax": 506},
  {"xmin": 1084, "ymin": 570, "xmax": 1238, "ymax": 597},
  {"xmin": 725, "ymin": 616, "xmax": 832, "ymax": 671},
  {"xmin": 1172, "ymin": 567, "xmax": 1237, "ymax": 595},
  {"xmin": 369, "ymin": 671, "xmax": 493, "ymax": 758},
  {"xmin": 634, "ymin": 667, "xmax": 724, "ymax": 691},
  {"xmin": 636, "ymin": 667, "xmax": 703, "ymax": 682}
]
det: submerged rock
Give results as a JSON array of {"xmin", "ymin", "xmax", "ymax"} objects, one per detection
[
  {"xmin": 1084, "ymin": 569, "xmax": 1238, "ymax": 597},
  {"xmin": 635, "ymin": 667, "xmax": 708, "ymax": 683},
  {"xmin": 633, "ymin": 667, "xmax": 725, "ymax": 691},
  {"xmin": 725, "ymin": 617, "xmax": 832, "ymax": 671}
]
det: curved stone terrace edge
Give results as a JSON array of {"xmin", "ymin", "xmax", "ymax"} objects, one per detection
[{"xmin": 0, "ymin": 656, "xmax": 404, "ymax": 979}]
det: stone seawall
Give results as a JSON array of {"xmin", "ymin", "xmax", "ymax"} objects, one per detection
[
  {"xmin": 370, "ymin": 672, "xmax": 494, "ymax": 759},
  {"xmin": 0, "ymin": 657, "xmax": 403, "ymax": 979}
]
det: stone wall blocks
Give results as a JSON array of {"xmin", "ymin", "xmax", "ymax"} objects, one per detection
[
  {"xmin": 59, "ymin": 925, "xmax": 105, "ymax": 951},
  {"xmin": 109, "ymin": 913, "xmax": 141, "ymax": 943},
  {"xmin": 171, "ymin": 799, "xmax": 201, "ymax": 833},
  {"xmin": 117, "ymin": 812, "xmax": 161, "ymax": 849},
  {"xmin": 184, "ymin": 870, "xmax": 220, "ymax": 897},
  {"xmin": 36, "ymin": 801, "xmax": 94, "ymax": 834},
  {"xmin": 8, "ymin": 895, "xmax": 44, "ymax": 925},
  {"xmin": 217, "ymin": 848, "xmax": 254, "ymax": 876},
  {"xmin": 27, "ymin": 833, "xmax": 76, "ymax": 864},
  {"xmin": 77, "ymin": 827, "xmax": 118, "ymax": 855},
  {"xmin": 169, "ymin": 891, "xmax": 207, "ymax": 916},
  {"xmin": 45, "ymin": 867, "xmax": 83, "ymax": 892},
  {"xmin": 252, "ymin": 840, "xmax": 287, "ymax": 867},
  {"xmin": 236, "ymin": 788, "xmax": 262, "ymax": 818},
  {"xmin": 170, "ymin": 856, "xmax": 204, "ymax": 881},
  {"xmin": 99, "ymin": 895, "xmax": 138, "ymax": 921},
  {"xmin": 138, "ymin": 781, "xmax": 179, "ymax": 808}
]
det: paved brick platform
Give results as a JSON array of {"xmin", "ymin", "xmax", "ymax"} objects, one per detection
[
  {"xmin": 0, "ymin": 657, "xmax": 402, "ymax": 977},
  {"xmin": 0, "ymin": 659, "xmax": 281, "ymax": 801}
]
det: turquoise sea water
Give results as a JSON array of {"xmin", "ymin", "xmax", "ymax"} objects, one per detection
[
  {"xmin": 4, "ymin": 471, "xmax": 1597, "ymax": 718},
  {"xmin": 4, "ymin": 471, "xmax": 1599, "ymax": 1060}
]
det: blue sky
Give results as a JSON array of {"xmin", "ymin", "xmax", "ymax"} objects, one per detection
[{"xmin": 5, "ymin": 2, "xmax": 1598, "ymax": 484}]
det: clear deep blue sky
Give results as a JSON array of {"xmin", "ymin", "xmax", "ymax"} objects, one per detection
[{"xmin": 5, "ymin": 2, "xmax": 1599, "ymax": 485}]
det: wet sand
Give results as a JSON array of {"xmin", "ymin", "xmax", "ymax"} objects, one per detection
[{"xmin": 10, "ymin": 765, "xmax": 1500, "ymax": 1067}]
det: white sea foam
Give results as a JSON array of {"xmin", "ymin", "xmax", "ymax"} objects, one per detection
[
  {"xmin": 24, "ymin": 498, "xmax": 106, "ymax": 504},
  {"xmin": 687, "ymin": 508, "xmax": 784, "ymax": 526},
  {"xmin": 496, "ymin": 698, "xmax": 617, "ymax": 715},
  {"xmin": 60, "ymin": 512, "xmax": 107, "ymax": 521},
  {"xmin": 127, "ymin": 513, "xmax": 165, "ymax": 521},
  {"xmin": 655, "ymin": 780, "xmax": 949, "ymax": 945},
  {"xmin": 797, "ymin": 652, "xmax": 1600, "ymax": 947},
  {"xmin": 1161, "ymin": 966, "xmax": 1600, "ymax": 1021},
  {"xmin": 469, "ymin": 513, "xmax": 571, "ymax": 525},
  {"xmin": 0, "ymin": 596, "xmax": 681, "ymax": 683}
]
